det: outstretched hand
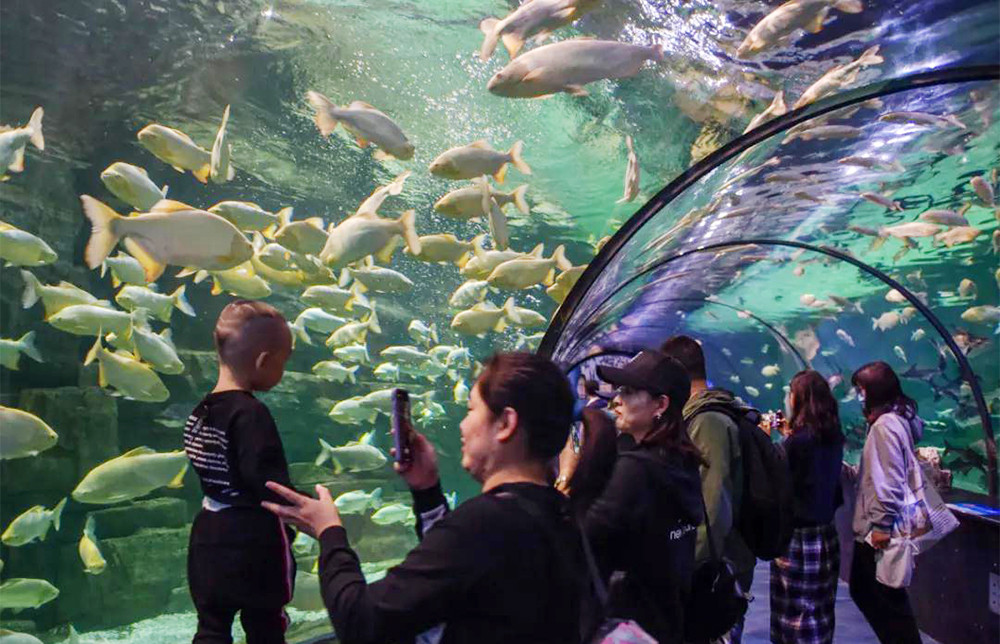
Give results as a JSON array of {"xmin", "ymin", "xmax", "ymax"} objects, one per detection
[
  {"xmin": 392, "ymin": 430, "xmax": 440, "ymax": 491},
  {"xmin": 262, "ymin": 482, "xmax": 342, "ymax": 539}
]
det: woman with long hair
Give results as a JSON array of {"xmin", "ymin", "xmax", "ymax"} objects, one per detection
[
  {"xmin": 770, "ymin": 370, "xmax": 845, "ymax": 644},
  {"xmin": 848, "ymin": 361, "xmax": 924, "ymax": 644},
  {"xmin": 557, "ymin": 350, "xmax": 705, "ymax": 643}
]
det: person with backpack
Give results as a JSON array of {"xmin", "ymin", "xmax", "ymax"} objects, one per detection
[
  {"xmin": 660, "ymin": 336, "xmax": 758, "ymax": 643},
  {"xmin": 557, "ymin": 350, "xmax": 704, "ymax": 643},
  {"xmin": 848, "ymin": 361, "xmax": 926, "ymax": 644},
  {"xmin": 769, "ymin": 371, "xmax": 844, "ymax": 644}
]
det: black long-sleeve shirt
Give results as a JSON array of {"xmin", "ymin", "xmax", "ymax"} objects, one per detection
[
  {"xmin": 317, "ymin": 481, "xmax": 582, "ymax": 644},
  {"xmin": 184, "ymin": 390, "xmax": 293, "ymax": 507},
  {"xmin": 783, "ymin": 430, "xmax": 844, "ymax": 527}
]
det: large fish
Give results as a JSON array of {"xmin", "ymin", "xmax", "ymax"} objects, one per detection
[
  {"xmin": 315, "ymin": 432, "xmax": 387, "ymax": 473},
  {"xmin": 486, "ymin": 245, "xmax": 571, "ymax": 290},
  {"xmin": 209, "ymin": 104, "xmax": 234, "ymax": 184},
  {"xmin": 449, "ymin": 279, "xmax": 491, "ymax": 309},
  {"xmin": 461, "ymin": 243, "xmax": 544, "ymax": 280},
  {"xmin": 793, "ymin": 46, "xmax": 883, "ymax": 109},
  {"xmin": 348, "ymin": 266, "xmax": 414, "ymax": 294},
  {"xmin": 370, "ymin": 502, "xmax": 415, "ymax": 526},
  {"xmin": 319, "ymin": 210, "xmax": 420, "ymax": 268},
  {"xmin": 312, "ymin": 361, "xmax": 358, "ymax": 384},
  {"xmin": 292, "ymin": 308, "xmax": 349, "ymax": 341},
  {"xmin": 185, "ymin": 263, "xmax": 272, "ymax": 299},
  {"xmin": 301, "ymin": 284, "xmax": 370, "ymax": 315},
  {"xmin": 616, "ymin": 135, "xmax": 641, "ymax": 204},
  {"xmin": 0, "ymin": 331, "xmax": 42, "ymax": 371},
  {"xmin": 306, "ymin": 92, "xmax": 414, "ymax": 160},
  {"xmin": 0, "ymin": 578, "xmax": 59, "ymax": 610},
  {"xmin": 736, "ymin": 0, "xmax": 864, "ymax": 58},
  {"xmin": 0, "ymin": 407, "xmax": 58, "ymax": 460},
  {"xmin": 0, "ymin": 221, "xmax": 57, "ymax": 267},
  {"xmin": 0, "ymin": 107, "xmax": 44, "ymax": 180},
  {"xmin": 1, "ymin": 499, "xmax": 66, "ymax": 547},
  {"xmin": 84, "ymin": 336, "xmax": 170, "ymax": 403},
  {"xmin": 506, "ymin": 304, "xmax": 548, "ymax": 329},
  {"xmin": 137, "ymin": 123, "xmax": 212, "ymax": 183},
  {"xmin": 479, "ymin": 0, "xmax": 597, "ymax": 60},
  {"xmin": 429, "ymin": 141, "xmax": 531, "ymax": 182},
  {"xmin": 273, "ymin": 214, "xmax": 328, "ymax": 256},
  {"xmin": 434, "ymin": 184, "xmax": 529, "ymax": 219},
  {"xmin": 100, "ymin": 162, "xmax": 168, "ymax": 211},
  {"xmin": 486, "ymin": 39, "xmax": 664, "ymax": 99},
  {"xmin": 408, "ymin": 234, "xmax": 482, "ymax": 265},
  {"xmin": 71, "ymin": 446, "xmax": 187, "ymax": 504},
  {"xmin": 451, "ymin": 298, "xmax": 515, "ymax": 336},
  {"xmin": 81, "ymin": 196, "xmax": 253, "ymax": 282},
  {"xmin": 325, "ymin": 310, "xmax": 381, "ymax": 349}
]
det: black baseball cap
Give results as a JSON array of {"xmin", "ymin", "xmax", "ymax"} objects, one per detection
[{"xmin": 597, "ymin": 350, "xmax": 691, "ymax": 404}]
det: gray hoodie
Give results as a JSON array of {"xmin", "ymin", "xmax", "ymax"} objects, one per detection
[{"xmin": 853, "ymin": 409, "xmax": 925, "ymax": 540}]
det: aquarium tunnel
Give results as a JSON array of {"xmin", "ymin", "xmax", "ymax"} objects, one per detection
[{"xmin": 1, "ymin": 0, "xmax": 998, "ymax": 642}]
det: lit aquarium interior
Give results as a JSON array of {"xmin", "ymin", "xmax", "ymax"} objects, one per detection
[{"xmin": 0, "ymin": 0, "xmax": 997, "ymax": 642}]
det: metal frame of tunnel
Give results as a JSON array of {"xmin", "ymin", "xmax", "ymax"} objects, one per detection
[{"xmin": 541, "ymin": 65, "xmax": 1000, "ymax": 498}]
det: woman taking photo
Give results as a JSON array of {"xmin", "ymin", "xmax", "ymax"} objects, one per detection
[
  {"xmin": 262, "ymin": 352, "xmax": 583, "ymax": 644},
  {"xmin": 849, "ymin": 361, "xmax": 925, "ymax": 644},
  {"xmin": 558, "ymin": 350, "xmax": 705, "ymax": 644},
  {"xmin": 769, "ymin": 370, "xmax": 845, "ymax": 644}
]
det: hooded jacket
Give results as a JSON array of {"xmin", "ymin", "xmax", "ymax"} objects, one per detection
[
  {"xmin": 853, "ymin": 409, "xmax": 925, "ymax": 540},
  {"xmin": 682, "ymin": 389, "xmax": 756, "ymax": 582}
]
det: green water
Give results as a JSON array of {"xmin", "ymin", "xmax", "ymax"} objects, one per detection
[{"xmin": 0, "ymin": 0, "xmax": 997, "ymax": 640}]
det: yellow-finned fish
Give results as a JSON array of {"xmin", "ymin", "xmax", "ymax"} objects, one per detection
[
  {"xmin": 451, "ymin": 298, "xmax": 515, "ymax": 337},
  {"xmin": 348, "ymin": 266, "xmax": 414, "ymax": 294},
  {"xmin": 1, "ymin": 498, "xmax": 66, "ymax": 547},
  {"xmin": 301, "ymin": 284, "xmax": 371, "ymax": 315},
  {"xmin": 506, "ymin": 303, "xmax": 548, "ymax": 329},
  {"xmin": 429, "ymin": 140, "xmax": 531, "ymax": 182},
  {"xmin": 486, "ymin": 245, "xmax": 571, "ymax": 290},
  {"xmin": 460, "ymin": 243, "xmax": 543, "ymax": 279},
  {"xmin": 793, "ymin": 46, "xmax": 883, "ymax": 109},
  {"xmin": 106, "ymin": 327, "xmax": 185, "ymax": 375},
  {"xmin": 274, "ymin": 215, "xmax": 328, "ymax": 256},
  {"xmin": 0, "ymin": 221, "xmax": 57, "ymax": 267},
  {"xmin": 0, "ymin": 406, "xmax": 58, "ymax": 460},
  {"xmin": 102, "ymin": 251, "xmax": 149, "ymax": 287},
  {"xmin": 0, "ymin": 331, "xmax": 43, "ymax": 371},
  {"xmin": 320, "ymin": 210, "xmax": 420, "ymax": 268},
  {"xmin": 545, "ymin": 264, "xmax": 585, "ymax": 304},
  {"xmin": 47, "ymin": 304, "xmax": 145, "ymax": 339},
  {"xmin": 210, "ymin": 104, "xmax": 234, "ymax": 184},
  {"xmin": 115, "ymin": 284, "xmax": 195, "ymax": 322},
  {"xmin": 449, "ymin": 279, "xmax": 491, "ymax": 309},
  {"xmin": 81, "ymin": 196, "xmax": 253, "ymax": 282},
  {"xmin": 100, "ymin": 162, "xmax": 168, "ymax": 211},
  {"xmin": 306, "ymin": 92, "xmax": 414, "ymax": 160},
  {"xmin": 71, "ymin": 446, "xmax": 187, "ymax": 504},
  {"xmin": 409, "ymin": 234, "xmax": 483, "ymax": 265},
  {"xmin": 478, "ymin": 0, "xmax": 597, "ymax": 61},
  {"xmin": 0, "ymin": 107, "xmax": 44, "ymax": 180},
  {"xmin": 325, "ymin": 310, "xmax": 382, "ymax": 349},
  {"xmin": 84, "ymin": 336, "xmax": 170, "ymax": 403},
  {"xmin": 0, "ymin": 578, "xmax": 59, "ymax": 610},
  {"xmin": 79, "ymin": 515, "xmax": 107, "ymax": 575},
  {"xmin": 736, "ymin": 0, "xmax": 864, "ymax": 59},
  {"xmin": 181, "ymin": 263, "xmax": 272, "ymax": 299},
  {"xmin": 434, "ymin": 184, "xmax": 529, "ymax": 219},
  {"xmin": 137, "ymin": 123, "xmax": 211, "ymax": 183},
  {"xmin": 617, "ymin": 135, "xmax": 641, "ymax": 204},
  {"xmin": 209, "ymin": 202, "xmax": 289, "ymax": 236}
]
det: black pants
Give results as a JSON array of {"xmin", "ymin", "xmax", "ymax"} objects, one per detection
[
  {"xmin": 848, "ymin": 541, "xmax": 921, "ymax": 644},
  {"xmin": 188, "ymin": 508, "xmax": 296, "ymax": 644}
]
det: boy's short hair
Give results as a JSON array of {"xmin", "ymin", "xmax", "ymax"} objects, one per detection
[
  {"xmin": 214, "ymin": 300, "xmax": 290, "ymax": 368},
  {"xmin": 659, "ymin": 335, "xmax": 707, "ymax": 381}
]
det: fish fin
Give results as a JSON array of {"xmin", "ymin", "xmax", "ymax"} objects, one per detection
[
  {"xmin": 397, "ymin": 209, "xmax": 421, "ymax": 256},
  {"xmin": 354, "ymin": 135, "xmax": 369, "ymax": 148},
  {"xmin": 172, "ymin": 284, "xmax": 196, "ymax": 316},
  {"xmin": 304, "ymin": 216, "xmax": 325, "ymax": 229},
  {"xmin": 529, "ymin": 243, "xmax": 545, "ymax": 258},
  {"xmin": 370, "ymin": 487, "xmax": 383, "ymax": 508},
  {"xmin": 19, "ymin": 269, "xmax": 41, "ymax": 309},
  {"xmin": 27, "ymin": 107, "xmax": 44, "ymax": 150},
  {"xmin": 348, "ymin": 365, "xmax": 358, "ymax": 383},
  {"xmin": 277, "ymin": 206, "xmax": 294, "ymax": 229},
  {"xmin": 84, "ymin": 335, "xmax": 102, "ymax": 367},
  {"xmin": 511, "ymin": 184, "xmax": 529, "ymax": 214},
  {"xmin": 859, "ymin": 45, "xmax": 883, "ymax": 66},
  {"xmin": 563, "ymin": 85, "xmax": 589, "ymax": 97},
  {"xmin": 501, "ymin": 32, "xmax": 525, "ymax": 59},
  {"xmin": 508, "ymin": 140, "xmax": 531, "ymax": 175},
  {"xmin": 367, "ymin": 309, "xmax": 381, "ymax": 335},
  {"xmin": 209, "ymin": 277, "xmax": 224, "ymax": 296},
  {"xmin": 359, "ymin": 431, "xmax": 374, "ymax": 445},
  {"xmin": 81, "ymin": 195, "xmax": 124, "ymax": 269},
  {"xmin": 468, "ymin": 140, "xmax": 491, "ymax": 149},
  {"xmin": 348, "ymin": 100, "xmax": 377, "ymax": 110},
  {"xmin": 161, "ymin": 184, "xmax": 169, "ymax": 197},
  {"xmin": 833, "ymin": 0, "xmax": 863, "ymax": 12},
  {"xmin": 306, "ymin": 91, "xmax": 340, "ymax": 137},
  {"xmin": 52, "ymin": 497, "xmax": 67, "ymax": 531},
  {"xmin": 191, "ymin": 164, "xmax": 211, "ymax": 184},
  {"xmin": 493, "ymin": 164, "xmax": 508, "ymax": 183},
  {"xmin": 149, "ymin": 199, "xmax": 193, "ymax": 213},
  {"xmin": 314, "ymin": 439, "xmax": 332, "ymax": 466},
  {"xmin": 543, "ymin": 268, "xmax": 556, "ymax": 286},
  {"xmin": 18, "ymin": 330, "xmax": 42, "ymax": 363},
  {"xmin": 8, "ymin": 146, "xmax": 25, "ymax": 172},
  {"xmin": 805, "ymin": 8, "xmax": 829, "ymax": 33},
  {"xmin": 375, "ymin": 237, "xmax": 401, "ymax": 265},
  {"xmin": 551, "ymin": 244, "xmax": 571, "ymax": 271},
  {"xmin": 478, "ymin": 17, "xmax": 501, "ymax": 61},
  {"xmin": 167, "ymin": 463, "xmax": 188, "ymax": 489},
  {"xmin": 123, "ymin": 238, "xmax": 165, "ymax": 282}
]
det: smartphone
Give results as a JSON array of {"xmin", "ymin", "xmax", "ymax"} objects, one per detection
[{"xmin": 392, "ymin": 388, "xmax": 413, "ymax": 466}]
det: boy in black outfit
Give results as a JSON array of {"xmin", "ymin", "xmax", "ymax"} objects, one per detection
[{"xmin": 185, "ymin": 300, "xmax": 297, "ymax": 644}]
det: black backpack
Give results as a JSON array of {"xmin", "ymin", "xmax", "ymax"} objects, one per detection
[{"xmin": 694, "ymin": 401, "xmax": 794, "ymax": 561}]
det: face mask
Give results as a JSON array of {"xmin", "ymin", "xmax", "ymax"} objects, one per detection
[{"xmin": 857, "ymin": 389, "xmax": 866, "ymax": 404}]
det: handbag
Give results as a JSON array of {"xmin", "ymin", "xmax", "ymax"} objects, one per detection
[{"xmin": 682, "ymin": 493, "xmax": 751, "ymax": 643}]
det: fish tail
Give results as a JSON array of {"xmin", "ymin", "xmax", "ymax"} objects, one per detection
[
  {"xmin": 430, "ymin": 322, "xmax": 439, "ymax": 345},
  {"xmin": 834, "ymin": 0, "xmax": 864, "ymax": 13},
  {"xmin": 27, "ymin": 106, "xmax": 44, "ymax": 151},
  {"xmin": 771, "ymin": 90, "xmax": 787, "ymax": 115},
  {"xmin": 551, "ymin": 244, "xmax": 572, "ymax": 271},
  {"xmin": 859, "ymin": 45, "xmax": 883, "ymax": 66},
  {"xmin": 397, "ymin": 209, "xmax": 421, "ymax": 256},
  {"xmin": 306, "ymin": 91, "xmax": 340, "ymax": 137},
  {"xmin": 172, "ymin": 284, "xmax": 196, "ymax": 317},
  {"xmin": 52, "ymin": 497, "xmax": 67, "ymax": 531},
  {"xmin": 508, "ymin": 140, "xmax": 531, "ymax": 175},
  {"xmin": 348, "ymin": 365, "xmax": 358, "ymax": 384},
  {"xmin": 367, "ymin": 309, "xmax": 381, "ymax": 335},
  {"xmin": 17, "ymin": 330, "xmax": 42, "ymax": 363},
  {"xmin": 84, "ymin": 514, "xmax": 97, "ymax": 539},
  {"xmin": 370, "ymin": 487, "xmax": 383, "ymax": 508},
  {"xmin": 84, "ymin": 335, "xmax": 102, "ymax": 367},
  {"xmin": 478, "ymin": 18, "xmax": 501, "ymax": 61},
  {"xmin": 81, "ymin": 195, "xmax": 123, "ymax": 269},
  {"xmin": 511, "ymin": 184, "xmax": 529, "ymax": 214},
  {"xmin": 19, "ymin": 269, "xmax": 41, "ymax": 310},
  {"xmin": 315, "ymin": 438, "xmax": 332, "ymax": 467},
  {"xmin": 387, "ymin": 171, "xmax": 411, "ymax": 196},
  {"xmin": 167, "ymin": 463, "xmax": 188, "ymax": 489},
  {"xmin": 289, "ymin": 319, "xmax": 313, "ymax": 346}
]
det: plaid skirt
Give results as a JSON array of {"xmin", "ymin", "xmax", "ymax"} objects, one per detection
[{"xmin": 770, "ymin": 523, "xmax": 840, "ymax": 644}]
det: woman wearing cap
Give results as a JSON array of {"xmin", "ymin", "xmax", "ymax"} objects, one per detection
[{"xmin": 557, "ymin": 350, "xmax": 705, "ymax": 644}]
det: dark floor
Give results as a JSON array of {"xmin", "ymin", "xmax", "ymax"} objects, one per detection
[{"xmin": 742, "ymin": 561, "xmax": 941, "ymax": 644}]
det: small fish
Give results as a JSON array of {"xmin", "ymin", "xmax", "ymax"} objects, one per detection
[
  {"xmin": 918, "ymin": 209, "xmax": 968, "ymax": 227},
  {"xmin": 616, "ymin": 135, "xmax": 640, "ymax": 204},
  {"xmin": 960, "ymin": 305, "xmax": 1000, "ymax": 325},
  {"xmin": 0, "ymin": 578, "xmax": 59, "ymax": 610},
  {"xmin": 209, "ymin": 104, "xmax": 234, "ymax": 184},
  {"xmin": 327, "ymin": 398, "xmax": 377, "ymax": 425},
  {"xmin": 78, "ymin": 515, "xmax": 107, "ymax": 575},
  {"xmin": 970, "ymin": 176, "xmax": 995, "ymax": 207},
  {"xmin": 514, "ymin": 331, "xmax": 545, "ymax": 351},
  {"xmin": 72, "ymin": 446, "xmax": 187, "ymax": 504},
  {"xmin": 487, "ymin": 39, "xmax": 664, "ymax": 99},
  {"xmin": 506, "ymin": 304, "xmax": 548, "ymax": 329},
  {"xmin": 450, "ymin": 279, "xmax": 491, "ymax": 309},
  {"xmin": 380, "ymin": 345, "xmax": 434, "ymax": 366},
  {"xmin": 418, "ymin": 401, "xmax": 448, "ymax": 422},
  {"xmin": 188, "ymin": 263, "xmax": 272, "ymax": 299},
  {"xmin": 115, "ymin": 284, "xmax": 194, "ymax": 322},
  {"xmin": 935, "ymin": 226, "xmax": 981, "ymax": 248},
  {"xmin": 209, "ymin": 202, "xmax": 288, "ymax": 235},
  {"xmin": 894, "ymin": 345, "xmax": 908, "ymax": 363},
  {"xmin": 784, "ymin": 124, "xmax": 862, "ymax": 143},
  {"xmin": 321, "ymin": 210, "xmax": 420, "ymax": 269},
  {"xmin": 453, "ymin": 379, "xmax": 470, "ymax": 404},
  {"xmin": 478, "ymin": 0, "xmax": 596, "ymax": 61},
  {"xmin": 291, "ymin": 308, "xmax": 349, "ymax": 341},
  {"xmin": 486, "ymin": 245, "xmax": 572, "ymax": 290},
  {"xmin": 744, "ymin": 91, "xmax": 787, "ymax": 134},
  {"xmin": 326, "ymin": 310, "xmax": 381, "ymax": 349},
  {"xmin": 84, "ymin": 336, "xmax": 169, "ymax": 403},
  {"xmin": 878, "ymin": 111, "xmax": 966, "ymax": 129},
  {"xmin": 100, "ymin": 162, "xmax": 167, "ymax": 211},
  {"xmin": 408, "ymin": 320, "xmax": 439, "ymax": 347},
  {"xmin": 306, "ymin": 92, "xmax": 414, "ymax": 160},
  {"xmin": 48, "ymin": 304, "xmax": 145, "ymax": 339},
  {"xmin": 349, "ymin": 266, "xmax": 415, "ymax": 294},
  {"xmin": 302, "ymin": 285, "xmax": 370, "ymax": 315},
  {"xmin": 370, "ymin": 502, "xmax": 415, "ymax": 526},
  {"xmin": 958, "ymin": 278, "xmax": 978, "ymax": 299},
  {"xmin": 1, "ymin": 498, "xmax": 67, "ymax": 546},
  {"xmin": 885, "ymin": 289, "xmax": 907, "ymax": 304},
  {"xmin": 81, "ymin": 197, "xmax": 253, "ymax": 282},
  {"xmin": 451, "ymin": 298, "xmax": 516, "ymax": 337},
  {"xmin": 761, "ymin": 364, "xmax": 780, "ymax": 377},
  {"xmin": 315, "ymin": 432, "xmax": 387, "ymax": 473},
  {"xmin": 736, "ymin": 0, "xmax": 864, "ymax": 58},
  {"xmin": 312, "ymin": 361, "xmax": 359, "ymax": 384},
  {"xmin": 102, "ymin": 251, "xmax": 149, "ymax": 287},
  {"xmin": 836, "ymin": 329, "xmax": 855, "ymax": 347},
  {"xmin": 0, "ymin": 406, "xmax": 58, "ymax": 460},
  {"xmin": 872, "ymin": 311, "xmax": 902, "ymax": 331},
  {"xmin": 827, "ymin": 374, "xmax": 843, "ymax": 390},
  {"xmin": 274, "ymin": 215, "xmax": 328, "ymax": 256},
  {"xmin": 486, "ymin": 192, "xmax": 510, "ymax": 250},
  {"xmin": 745, "ymin": 386, "xmax": 761, "ymax": 397},
  {"xmin": 794, "ymin": 46, "xmax": 883, "ymax": 109},
  {"xmin": 879, "ymin": 222, "xmax": 940, "ymax": 239},
  {"xmin": 740, "ymin": 357, "xmax": 754, "ymax": 365},
  {"xmin": 409, "ymin": 233, "xmax": 482, "ymax": 265},
  {"xmin": 434, "ymin": 184, "xmax": 529, "ymax": 219},
  {"xmin": 334, "ymin": 344, "xmax": 370, "ymax": 365},
  {"xmin": 546, "ymin": 264, "xmax": 586, "ymax": 304},
  {"xmin": 0, "ymin": 107, "xmax": 44, "ymax": 179},
  {"xmin": 373, "ymin": 362, "xmax": 400, "ymax": 380},
  {"xmin": 729, "ymin": 375, "xmax": 741, "ymax": 384},
  {"xmin": 838, "ymin": 155, "xmax": 904, "ymax": 172},
  {"xmin": 137, "ymin": 123, "xmax": 211, "ymax": 183},
  {"xmin": 0, "ymin": 331, "xmax": 43, "ymax": 371},
  {"xmin": 462, "ymin": 243, "xmax": 543, "ymax": 279},
  {"xmin": 334, "ymin": 488, "xmax": 383, "ymax": 515},
  {"xmin": 107, "ymin": 327, "xmax": 185, "ymax": 375},
  {"xmin": 429, "ymin": 140, "xmax": 530, "ymax": 182},
  {"xmin": 0, "ymin": 221, "xmax": 58, "ymax": 267}
]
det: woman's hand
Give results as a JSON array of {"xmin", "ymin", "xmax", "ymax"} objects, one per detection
[
  {"xmin": 262, "ymin": 482, "xmax": 342, "ymax": 539},
  {"xmin": 393, "ymin": 431, "xmax": 439, "ymax": 491},
  {"xmin": 870, "ymin": 528, "xmax": 891, "ymax": 550},
  {"xmin": 557, "ymin": 431, "xmax": 580, "ymax": 483}
]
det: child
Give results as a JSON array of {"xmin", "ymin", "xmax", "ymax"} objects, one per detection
[{"xmin": 184, "ymin": 300, "xmax": 297, "ymax": 644}]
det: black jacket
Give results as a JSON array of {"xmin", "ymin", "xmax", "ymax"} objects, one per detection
[
  {"xmin": 583, "ymin": 442, "xmax": 704, "ymax": 644},
  {"xmin": 784, "ymin": 430, "xmax": 844, "ymax": 527},
  {"xmin": 318, "ymin": 481, "xmax": 583, "ymax": 644}
]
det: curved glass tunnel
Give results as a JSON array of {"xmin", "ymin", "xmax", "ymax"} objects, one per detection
[{"xmin": 0, "ymin": 0, "xmax": 998, "ymax": 641}]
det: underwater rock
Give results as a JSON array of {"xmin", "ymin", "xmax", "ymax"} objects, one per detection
[
  {"xmin": 19, "ymin": 387, "xmax": 119, "ymax": 477},
  {"xmin": 166, "ymin": 584, "xmax": 194, "ymax": 614},
  {"xmin": 84, "ymin": 498, "xmax": 189, "ymax": 539}
]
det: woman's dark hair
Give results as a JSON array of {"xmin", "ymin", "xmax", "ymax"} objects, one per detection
[
  {"xmin": 789, "ymin": 370, "xmax": 845, "ymax": 445},
  {"xmin": 567, "ymin": 408, "xmax": 619, "ymax": 513},
  {"xmin": 639, "ymin": 358, "xmax": 706, "ymax": 468},
  {"xmin": 477, "ymin": 352, "xmax": 574, "ymax": 461},
  {"xmin": 584, "ymin": 379, "xmax": 600, "ymax": 397},
  {"xmin": 851, "ymin": 361, "xmax": 917, "ymax": 424},
  {"xmin": 659, "ymin": 335, "xmax": 707, "ymax": 381}
]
